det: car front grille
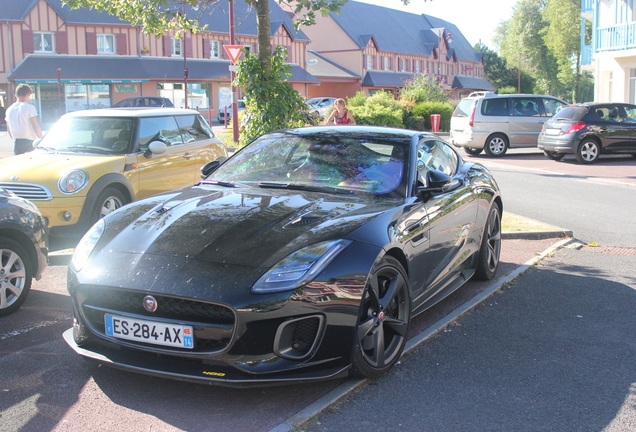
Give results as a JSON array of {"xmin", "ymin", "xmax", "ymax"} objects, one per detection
[
  {"xmin": 0, "ymin": 182, "xmax": 53, "ymax": 200},
  {"xmin": 79, "ymin": 286, "xmax": 236, "ymax": 353}
]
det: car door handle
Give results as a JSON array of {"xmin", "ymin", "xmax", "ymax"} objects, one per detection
[{"xmin": 183, "ymin": 153, "xmax": 193, "ymax": 159}]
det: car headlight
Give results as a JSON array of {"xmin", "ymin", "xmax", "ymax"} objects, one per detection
[
  {"xmin": 70, "ymin": 219, "xmax": 104, "ymax": 272},
  {"xmin": 59, "ymin": 170, "xmax": 88, "ymax": 194},
  {"xmin": 252, "ymin": 239, "xmax": 352, "ymax": 294}
]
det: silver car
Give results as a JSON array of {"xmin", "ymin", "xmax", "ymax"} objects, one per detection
[{"xmin": 450, "ymin": 93, "xmax": 567, "ymax": 157}]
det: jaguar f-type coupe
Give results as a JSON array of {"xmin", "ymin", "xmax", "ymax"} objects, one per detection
[{"xmin": 63, "ymin": 126, "xmax": 502, "ymax": 387}]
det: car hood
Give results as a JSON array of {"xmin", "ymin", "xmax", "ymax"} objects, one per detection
[
  {"xmin": 99, "ymin": 184, "xmax": 401, "ymax": 269},
  {"xmin": 0, "ymin": 152, "xmax": 123, "ymax": 187}
]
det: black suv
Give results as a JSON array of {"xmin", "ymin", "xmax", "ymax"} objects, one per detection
[
  {"xmin": 0, "ymin": 188, "xmax": 48, "ymax": 316},
  {"xmin": 538, "ymin": 102, "xmax": 636, "ymax": 163}
]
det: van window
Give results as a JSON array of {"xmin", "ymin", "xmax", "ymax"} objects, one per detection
[
  {"xmin": 541, "ymin": 98, "xmax": 566, "ymax": 116},
  {"xmin": 481, "ymin": 98, "xmax": 509, "ymax": 116},
  {"xmin": 512, "ymin": 98, "xmax": 540, "ymax": 117},
  {"xmin": 453, "ymin": 99, "xmax": 477, "ymax": 117}
]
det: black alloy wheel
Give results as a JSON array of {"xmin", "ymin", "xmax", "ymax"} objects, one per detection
[
  {"xmin": 484, "ymin": 134, "xmax": 508, "ymax": 157},
  {"xmin": 0, "ymin": 239, "xmax": 33, "ymax": 316},
  {"xmin": 351, "ymin": 256, "xmax": 411, "ymax": 379},
  {"xmin": 474, "ymin": 203, "xmax": 502, "ymax": 281},
  {"xmin": 464, "ymin": 147, "xmax": 483, "ymax": 156},
  {"xmin": 544, "ymin": 150, "xmax": 565, "ymax": 161},
  {"xmin": 576, "ymin": 138, "xmax": 601, "ymax": 164}
]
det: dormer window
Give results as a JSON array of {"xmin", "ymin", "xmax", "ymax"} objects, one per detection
[
  {"xmin": 210, "ymin": 40, "xmax": 220, "ymax": 58},
  {"xmin": 34, "ymin": 32, "xmax": 54, "ymax": 53},
  {"xmin": 97, "ymin": 34, "xmax": 115, "ymax": 54},
  {"xmin": 172, "ymin": 38, "xmax": 182, "ymax": 56},
  {"xmin": 366, "ymin": 55, "xmax": 373, "ymax": 70}
]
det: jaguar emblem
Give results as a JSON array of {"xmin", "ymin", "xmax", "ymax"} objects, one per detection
[{"xmin": 143, "ymin": 295, "xmax": 158, "ymax": 312}]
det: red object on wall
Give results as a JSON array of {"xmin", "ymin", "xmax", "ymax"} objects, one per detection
[{"xmin": 431, "ymin": 114, "xmax": 441, "ymax": 133}]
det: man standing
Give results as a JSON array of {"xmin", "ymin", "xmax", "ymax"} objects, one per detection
[{"xmin": 5, "ymin": 84, "xmax": 43, "ymax": 155}]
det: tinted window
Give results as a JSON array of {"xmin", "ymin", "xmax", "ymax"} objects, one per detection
[
  {"xmin": 553, "ymin": 107, "xmax": 587, "ymax": 121},
  {"xmin": 176, "ymin": 115, "xmax": 212, "ymax": 143},
  {"xmin": 541, "ymin": 98, "xmax": 566, "ymax": 116},
  {"xmin": 624, "ymin": 106, "xmax": 636, "ymax": 123},
  {"xmin": 453, "ymin": 99, "xmax": 477, "ymax": 117},
  {"xmin": 138, "ymin": 116, "xmax": 183, "ymax": 150},
  {"xmin": 592, "ymin": 105, "xmax": 625, "ymax": 123},
  {"xmin": 481, "ymin": 98, "xmax": 509, "ymax": 116},
  {"xmin": 416, "ymin": 139, "xmax": 458, "ymax": 185},
  {"xmin": 511, "ymin": 97, "xmax": 540, "ymax": 117}
]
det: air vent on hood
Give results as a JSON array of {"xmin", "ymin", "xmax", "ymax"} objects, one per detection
[{"xmin": 284, "ymin": 211, "xmax": 330, "ymax": 228}]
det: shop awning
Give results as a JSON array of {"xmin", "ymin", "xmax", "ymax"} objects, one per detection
[
  {"xmin": 362, "ymin": 71, "xmax": 414, "ymax": 88},
  {"xmin": 8, "ymin": 55, "xmax": 319, "ymax": 84},
  {"xmin": 451, "ymin": 75, "xmax": 494, "ymax": 91}
]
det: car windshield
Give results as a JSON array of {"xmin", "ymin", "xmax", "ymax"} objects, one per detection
[
  {"xmin": 210, "ymin": 132, "xmax": 408, "ymax": 196},
  {"xmin": 35, "ymin": 117, "xmax": 134, "ymax": 155}
]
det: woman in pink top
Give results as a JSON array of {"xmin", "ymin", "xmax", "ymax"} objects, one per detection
[{"xmin": 325, "ymin": 98, "xmax": 356, "ymax": 125}]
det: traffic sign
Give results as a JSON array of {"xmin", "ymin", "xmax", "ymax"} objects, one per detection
[{"xmin": 224, "ymin": 45, "xmax": 244, "ymax": 64}]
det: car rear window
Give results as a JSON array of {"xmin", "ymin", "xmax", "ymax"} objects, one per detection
[
  {"xmin": 453, "ymin": 99, "xmax": 477, "ymax": 117},
  {"xmin": 552, "ymin": 107, "xmax": 587, "ymax": 121}
]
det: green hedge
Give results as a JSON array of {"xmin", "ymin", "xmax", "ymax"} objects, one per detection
[{"xmin": 408, "ymin": 101, "xmax": 454, "ymax": 132}]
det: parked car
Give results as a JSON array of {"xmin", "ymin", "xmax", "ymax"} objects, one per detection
[
  {"xmin": 0, "ymin": 187, "xmax": 48, "ymax": 316},
  {"xmin": 538, "ymin": 102, "xmax": 636, "ymax": 164},
  {"xmin": 306, "ymin": 97, "xmax": 337, "ymax": 119},
  {"xmin": 0, "ymin": 108, "xmax": 227, "ymax": 238},
  {"xmin": 217, "ymin": 100, "xmax": 245, "ymax": 123},
  {"xmin": 63, "ymin": 125, "xmax": 502, "ymax": 386},
  {"xmin": 112, "ymin": 97, "xmax": 174, "ymax": 108},
  {"xmin": 450, "ymin": 93, "xmax": 567, "ymax": 157}
]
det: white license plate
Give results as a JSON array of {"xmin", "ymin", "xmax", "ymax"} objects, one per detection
[
  {"xmin": 545, "ymin": 128, "xmax": 561, "ymax": 136},
  {"xmin": 105, "ymin": 314, "xmax": 194, "ymax": 349}
]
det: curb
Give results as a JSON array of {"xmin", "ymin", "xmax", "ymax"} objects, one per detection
[
  {"xmin": 270, "ymin": 236, "xmax": 574, "ymax": 432},
  {"xmin": 503, "ymin": 229, "xmax": 573, "ymax": 240}
]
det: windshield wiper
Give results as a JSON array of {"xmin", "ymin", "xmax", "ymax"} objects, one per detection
[
  {"xmin": 258, "ymin": 182, "xmax": 354, "ymax": 195},
  {"xmin": 200, "ymin": 179, "xmax": 239, "ymax": 188},
  {"xmin": 65, "ymin": 146, "xmax": 112, "ymax": 154},
  {"xmin": 34, "ymin": 146, "xmax": 57, "ymax": 153}
]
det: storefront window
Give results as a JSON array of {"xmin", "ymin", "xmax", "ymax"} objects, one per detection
[
  {"xmin": 66, "ymin": 84, "xmax": 111, "ymax": 112},
  {"xmin": 158, "ymin": 82, "xmax": 209, "ymax": 109}
]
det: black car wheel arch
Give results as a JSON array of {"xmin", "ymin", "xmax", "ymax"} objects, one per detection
[
  {"xmin": 576, "ymin": 138, "xmax": 601, "ymax": 164},
  {"xmin": 351, "ymin": 255, "xmax": 411, "ymax": 378},
  {"xmin": 74, "ymin": 174, "xmax": 134, "ymax": 234},
  {"xmin": 0, "ymin": 237, "xmax": 33, "ymax": 316}
]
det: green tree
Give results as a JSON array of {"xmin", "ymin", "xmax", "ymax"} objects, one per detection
[{"xmin": 474, "ymin": 42, "xmax": 517, "ymax": 91}]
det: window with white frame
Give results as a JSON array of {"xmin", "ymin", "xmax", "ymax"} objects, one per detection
[
  {"xmin": 210, "ymin": 40, "xmax": 220, "ymax": 58},
  {"xmin": 415, "ymin": 60, "xmax": 420, "ymax": 73},
  {"xmin": 243, "ymin": 43, "xmax": 253, "ymax": 55},
  {"xmin": 97, "ymin": 34, "xmax": 116, "ymax": 54},
  {"xmin": 399, "ymin": 58, "xmax": 404, "ymax": 71},
  {"xmin": 172, "ymin": 38, "xmax": 182, "ymax": 56},
  {"xmin": 366, "ymin": 54, "xmax": 373, "ymax": 70},
  {"xmin": 383, "ymin": 56, "xmax": 389, "ymax": 70},
  {"xmin": 33, "ymin": 32, "xmax": 54, "ymax": 52}
]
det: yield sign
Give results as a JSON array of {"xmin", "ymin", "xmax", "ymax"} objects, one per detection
[{"xmin": 224, "ymin": 45, "xmax": 244, "ymax": 64}]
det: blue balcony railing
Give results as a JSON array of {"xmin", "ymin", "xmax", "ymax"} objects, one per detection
[{"xmin": 597, "ymin": 22, "xmax": 636, "ymax": 51}]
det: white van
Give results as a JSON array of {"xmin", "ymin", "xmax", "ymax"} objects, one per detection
[{"xmin": 450, "ymin": 93, "xmax": 567, "ymax": 156}]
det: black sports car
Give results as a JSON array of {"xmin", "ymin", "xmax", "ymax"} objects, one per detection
[
  {"xmin": 63, "ymin": 126, "xmax": 502, "ymax": 386},
  {"xmin": 0, "ymin": 187, "xmax": 48, "ymax": 316}
]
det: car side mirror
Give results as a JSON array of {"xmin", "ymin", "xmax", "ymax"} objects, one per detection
[
  {"xmin": 143, "ymin": 141, "xmax": 167, "ymax": 158},
  {"xmin": 200, "ymin": 156, "xmax": 228, "ymax": 178},
  {"xmin": 417, "ymin": 170, "xmax": 453, "ymax": 194}
]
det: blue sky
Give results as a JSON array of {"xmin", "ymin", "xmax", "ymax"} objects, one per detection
[{"xmin": 357, "ymin": 0, "xmax": 516, "ymax": 49}]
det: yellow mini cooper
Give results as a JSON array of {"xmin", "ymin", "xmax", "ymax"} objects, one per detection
[{"xmin": 0, "ymin": 108, "xmax": 227, "ymax": 237}]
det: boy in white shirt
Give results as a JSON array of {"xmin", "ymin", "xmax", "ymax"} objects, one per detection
[{"xmin": 5, "ymin": 84, "xmax": 43, "ymax": 155}]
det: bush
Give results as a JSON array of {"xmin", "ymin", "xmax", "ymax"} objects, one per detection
[
  {"xmin": 409, "ymin": 101, "xmax": 454, "ymax": 132},
  {"xmin": 400, "ymin": 73, "xmax": 451, "ymax": 103},
  {"xmin": 347, "ymin": 90, "xmax": 405, "ymax": 127},
  {"xmin": 497, "ymin": 86, "xmax": 517, "ymax": 95}
]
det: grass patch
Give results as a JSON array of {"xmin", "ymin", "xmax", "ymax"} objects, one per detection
[{"xmin": 502, "ymin": 212, "xmax": 558, "ymax": 232}]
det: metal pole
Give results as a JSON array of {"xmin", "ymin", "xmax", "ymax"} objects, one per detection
[
  {"xmin": 183, "ymin": 4, "xmax": 188, "ymax": 109},
  {"xmin": 56, "ymin": 68, "xmax": 62, "ymax": 119},
  {"xmin": 229, "ymin": 0, "xmax": 239, "ymax": 143}
]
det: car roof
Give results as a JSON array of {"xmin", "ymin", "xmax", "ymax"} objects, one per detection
[{"xmin": 63, "ymin": 108, "xmax": 201, "ymax": 118}]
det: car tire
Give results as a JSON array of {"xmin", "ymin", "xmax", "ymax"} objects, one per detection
[
  {"xmin": 0, "ymin": 238, "xmax": 33, "ymax": 317},
  {"xmin": 576, "ymin": 139, "xmax": 601, "ymax": 164},
  {"xmin": 474, "ymin": 202, "xmax": 502, "ymax": 281},
  {"xmin": 543, "ymin": 151, "xmax": 565, "ymax": 161},
  {"xmin": 464, "ymin": 147, "xmax": 483, "ymax": 156},
  {"xmin": 484, "ymin": 134, "xmax": 508, "ymax": 157},
  {"xmin": 90, "ymin": 187, "xmax": 127, "ymax": 226},
  {"xmin": 351, "ymin": 256, "xmax": 411, "ymax": 379}
]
